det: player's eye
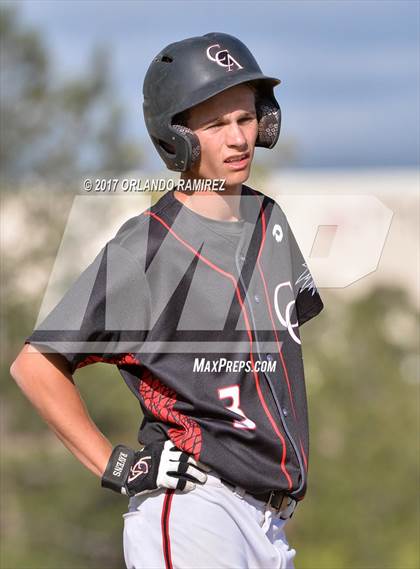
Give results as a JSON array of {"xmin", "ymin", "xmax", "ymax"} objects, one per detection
[{"xmin": 239, "ymin": 115, "xmax": 256, "ymax": 124}]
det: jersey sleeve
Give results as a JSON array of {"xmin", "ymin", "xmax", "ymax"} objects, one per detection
[
  {"xmin": 287, "ymin": 223, "xmax": 324, "ymax": 327},
  {"xmin": 25, "ymin": 241, "xmax": 150, "ymax": 374}
]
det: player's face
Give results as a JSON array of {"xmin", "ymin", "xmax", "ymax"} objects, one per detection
[{"xmin": 185, "ymin": 84, "xmax": 258, "ymax": 188}]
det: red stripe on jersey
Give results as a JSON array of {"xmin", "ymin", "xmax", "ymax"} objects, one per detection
[
  {"xmin": 145, "ymin": 210, "xmax": 293, "ymax": 490},
  {"xmin": 161, "ymin": 490, "xmax": 174, "ymax": 569},
  {"xmin": 139, "ymin": 369, "xmax": 202, "ymax": 460},
  {"xmin": 253, "ymin": 193, "xmax": 308, "ymax": 473},
  {"xmin": 75, "ymin": 353, "xmax": 141, "ymax": 370},
  {"xmin": 300, "ymin": 439, "xmax": 308, "ymax": 471},
  {"xmin": 256, "ymin": 202, "xmax": 298, "ymax": 420}
]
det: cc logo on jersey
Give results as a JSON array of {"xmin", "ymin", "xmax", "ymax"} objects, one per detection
[
  {"xmin": 272, "ymin": 224, "xmax": 283, "ymax": 243},
  {"xmin": 206, "ymin": 44, "xmax": 243, "ymax": 72},
  {"xmin": 274, "ymin": 281, "xmax": 301, "ymax": 345}
]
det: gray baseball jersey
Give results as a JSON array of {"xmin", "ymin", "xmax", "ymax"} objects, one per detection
[{"xmin": 25, "ymin": 185, "xmax": 324, "ymax": 502}]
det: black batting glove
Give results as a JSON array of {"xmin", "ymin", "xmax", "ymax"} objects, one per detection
[{"xmin": 101, "ymin": 439, "xmax": 210, "ymax": 497}]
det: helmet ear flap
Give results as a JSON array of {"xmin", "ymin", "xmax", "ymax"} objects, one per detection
[
  {"xmin": 171, "ymin": 124, "xmax": 201, "ymax": 170},
  {"xmin": 255, "ymin": 97, "xmax": 281, "ymax": 149}
]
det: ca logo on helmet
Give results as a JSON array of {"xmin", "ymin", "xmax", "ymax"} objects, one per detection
[{"xmin": 206, "ymin": 44, "xmax": 243, "ymax": 72}]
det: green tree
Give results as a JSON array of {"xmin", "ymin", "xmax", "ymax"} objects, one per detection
[
  {"xmin": 1, "ymin": 7, "xmax": 144, "ymax": 566},
  {"xmin": 0, "ymin": 4, "xmax": 140, "ymax": 186},
  {"xmin": 293, "ymin": 286, "xmax": 419, "ymax": 569}
]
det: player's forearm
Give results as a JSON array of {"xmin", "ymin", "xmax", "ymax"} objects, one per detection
[
  {"xmin": 46, "ymin": 413, "xmax": 113, "ymax": 478},
  {"xmin": 10, "ymin": 346, "xmax": 112, "ymax": 478}
]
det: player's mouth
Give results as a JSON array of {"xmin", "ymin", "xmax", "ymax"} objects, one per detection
[{"xmin": 224, "ymin": 152, "xmax": 250, "ymax": 171}]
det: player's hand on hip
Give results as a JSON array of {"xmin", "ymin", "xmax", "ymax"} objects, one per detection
[
  {"xmin": 101, "ymin": 439, "xmax": 210, "ymax": 497},
  {"xmin": 154, "ymin": 439, "xmax": 210, "ymax": 492}
]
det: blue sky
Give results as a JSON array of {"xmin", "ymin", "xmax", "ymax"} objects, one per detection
[{"xmin": 17, "ymin": 0, "xmax": 419, "ymax": 169}]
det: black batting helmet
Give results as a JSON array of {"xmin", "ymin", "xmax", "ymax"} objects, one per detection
[{"xmin": 142, "ymin": 32, "xmax": 281, "ymax": 172}]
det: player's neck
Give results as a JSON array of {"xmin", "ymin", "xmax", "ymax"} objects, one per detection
[{"xmin": 174, "ymin": 178, "xmax": 243, "ymax": 222}]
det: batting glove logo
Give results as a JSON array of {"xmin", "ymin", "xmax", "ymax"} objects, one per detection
[
  {"xmin": 127, "ymin": 456, "xmax": 152, "ymax": 483},
  {"xmin": 206, "ymin": 44, "xmax": 243, "ymax": 72}
]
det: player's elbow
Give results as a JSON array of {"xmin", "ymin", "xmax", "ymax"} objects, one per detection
[
  {"xmin": 11, "ymin": 344, "xmax": 74, "ymax": 391},
  {"xmin": 10, "ymin": 360, "xmax": 28, "ymax": 394},
  {"xmin": 10, "ymin": 345, "xmax": 32, "ymax": 387},
  {"xmin": 10, "ymin": 343, "xmax": 46, "ymax": 388},
  {"xmin": 9, "ymin": 359, "xmax": 19, "ymax": 381}
]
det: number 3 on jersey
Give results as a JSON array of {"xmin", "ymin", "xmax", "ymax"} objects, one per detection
[{"xmin": 218, "ymin": 385, "xmax": 256, "ymax": 430}]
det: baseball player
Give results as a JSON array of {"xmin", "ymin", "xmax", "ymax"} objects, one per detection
[{"xmin": 11, "ymin": 33, "xmax": 324, "ymax": 568}]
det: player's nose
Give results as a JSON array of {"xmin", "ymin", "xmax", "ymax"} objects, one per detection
[{"xmin": 225, "ymin": 121, "xmax": 248, "ymax": 150}]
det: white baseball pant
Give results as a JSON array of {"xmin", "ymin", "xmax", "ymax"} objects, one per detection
[{"xmin": 122, "ymin": 470, "xmax": 297, "ymax": 568}]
